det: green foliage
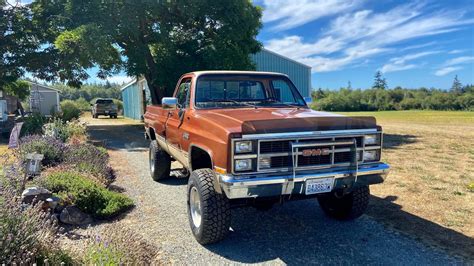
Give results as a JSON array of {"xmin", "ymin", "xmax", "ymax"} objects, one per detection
[
  {"xmin": 29, "ymin": 0, "xmax": 262, "ymax": 103},
  {"xmin": 2, "ymin": 80, "xmax": 30, "ymax": 100},
  {"xmin": 43, "ymin": 172, "xmax": 133, "ymax": 219},
  {"xmin": 113, "ymin": 99, "xmax": 123, "ymax": 112},
  {"xmin": 373, "ymin": 71, "xmax": 388, "ymax": 90},
  {"xmin": 451, "ymin": 75, "xmax": 463, "ymax": 94},
  {"xmin": 43, "ymin": 118, "xmax": 87, "ymax": 142},
  {"xmin": 52, "ymin": 83, "xmax": 122, "ymax": 102},
  {"xmin": 85, "ymin": 242, "xmax": 124, "ymax": 265},
  {"xmin": 64, "ymin": 143, "xmax": 113, "ymax": 186},
  {"xmin": 20, "ymin": 113, "xmax": 47, "ymax": 136},
  {"xmin": 60, "ymin": 100, "xmax": 82, "ymax": 122},
  {"xmin": 0, "ymin": 185, "xmax": 72, "ymax": 265},
  {"xmin": 0, "ymin": 2, "xmax": 36, "ymax": 89},
  {"xmin": 73, "ymin": 97, "xmax": 92, "ymax": 111},
  {"xmin": 19, "ymin": 135, "xmax": 66, "ymax": 166},
  {"xmin": 312, "ymin": 85, "xmax": 474, "ymax": 111}
]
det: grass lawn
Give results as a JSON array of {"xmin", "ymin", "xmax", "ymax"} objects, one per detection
[{"xmin": 339, "ymin": 110, "xmax": 474, "ymax": 257}]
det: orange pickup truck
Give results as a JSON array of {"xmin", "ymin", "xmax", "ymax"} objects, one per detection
[{"xmin": 144, "ymin": 71, "xmax": 390, "ymax": 244}]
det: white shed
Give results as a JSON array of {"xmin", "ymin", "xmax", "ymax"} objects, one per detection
[{"xmin": 29, "ymin": 83, "xmax": 60, "ymax": 116}]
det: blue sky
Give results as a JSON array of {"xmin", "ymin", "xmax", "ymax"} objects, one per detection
[{"xmin": 254, "ymin": 0, "xmax": 474, "ymax": 89}]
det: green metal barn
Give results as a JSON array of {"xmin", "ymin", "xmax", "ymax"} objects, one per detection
[{"xmin": 121, "ymin": 48, "xmax": 312, "ymax": 120}]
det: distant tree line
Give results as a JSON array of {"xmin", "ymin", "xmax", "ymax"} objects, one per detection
[
  {"xmin": 52, "ymin": 82, "xmax": 122, "ymax": 102},
  {"xmin": 312, "ymin": 72, "xmax": 474, "ymax": 111}
]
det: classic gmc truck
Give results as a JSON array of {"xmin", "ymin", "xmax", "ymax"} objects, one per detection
[{"xmin": 144, "ymin": 71, "xmax": 390, "ymax": 244}]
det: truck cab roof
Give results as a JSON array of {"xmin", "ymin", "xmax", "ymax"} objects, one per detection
[{"xmin": 186, "ymin": 70, "xmax": 289, "ymax": 78}]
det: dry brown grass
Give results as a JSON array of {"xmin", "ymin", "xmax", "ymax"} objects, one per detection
[{"xmin": 341, "ymin": 111, "xmax": 474, "ymax": 258}]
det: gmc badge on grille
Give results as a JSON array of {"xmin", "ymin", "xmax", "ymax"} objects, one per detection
[{"xmin": 302, "ymin": 148, "xmax": 330, "ymax": 157}]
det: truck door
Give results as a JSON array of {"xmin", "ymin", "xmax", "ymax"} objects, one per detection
[{"xmin": 165, "ymin": 78, "xmax": 191, "ymax": 160}]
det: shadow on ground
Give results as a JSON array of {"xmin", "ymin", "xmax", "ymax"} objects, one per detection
[
  {"xmin": 203, "ymin": 195, "xmax": 473, "ymax": 264},
  {"xmin": 383, "ymin": 133, "xmax": 417, "ymax": 149},
  {"xmin": 367, "ymin": 195, "xmax": 474, "ymax": 259},
  {"xmin": 87, "ymin": 124, "xmax": 149, "ymax": 151}
]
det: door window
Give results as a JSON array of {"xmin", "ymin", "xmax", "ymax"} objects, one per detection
[{"xmin": 175, "ymin": 79, "xmax": 191, "ymax": 109}]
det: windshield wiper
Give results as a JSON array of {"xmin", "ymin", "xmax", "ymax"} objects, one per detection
[
  {"xmin": 262, "ymin": 98, "xmax": 302, "ymax": 109},
  {"xmin": 209, "ymin": 99, "xmax": 258, "ymax": 109}
]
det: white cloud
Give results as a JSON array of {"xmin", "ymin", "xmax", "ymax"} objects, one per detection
[
  {"xmin": 106, "ymin": 76, "xmax": 132, "ymax": 85},
  {"xmin": 445, "ymin": 56, "xmax": 474, "ymax": 66},
  {"xmin": 434, "ymin": 56, "xmax": 474, "ymax": 76},
  {"xmin": 261, "ymin": 0, "xmax": 363, "ymax": 31},
  {"xmin": 264, "ymin": 2, "xmax": 474, "ymax": 72},
  {"xmin": 435, "ymin": 66, "xmax": 462, "ymax": 76},
  {"xmin": 266, "ymin": 36, "xmax": 344, "ymax": 58},
  {"xmin": 448, "ymin": 49, "xmax": 465, "ymax": 54},
  {"xmin": 381, "ymin": 64, "xmax": 417, "ymax": 73},
  {"xmin": 380, "ymin": 51, "xmax": 440, "ymax": 73},
  {"xmin": 390, "ymin": 51, "xmax": 440, "ymax": 65},
  {"xmin": 401, "ymin": 42, "xmax": 437, "ymax": 51}
]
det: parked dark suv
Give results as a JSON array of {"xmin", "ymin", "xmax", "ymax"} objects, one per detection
[{"xmin": 91, "ymin": 98, "xmax": 118, "ymax": 119}]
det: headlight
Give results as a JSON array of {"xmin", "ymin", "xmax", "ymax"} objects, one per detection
[
  {"xmin": 363, "ymin": 150, "xmax": 380, "ymax": 161},
  {"xmin": 235, "ymin": 159, "xmax": 252, "ymax": 171},
  {"xmin": 235, "ymin": 141, "xmax": 253, "ymax": 153},
  {"xmin": 364, "ymin": 134, "xmax": 378, "ymax": 145}
]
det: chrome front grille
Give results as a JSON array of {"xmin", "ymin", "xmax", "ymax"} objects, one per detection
[
  {"xmin": 257, "ymin": 136, "xmax": 369, "ymax": 172},
  {"xmin": 231, "ymin": 129, "xmax": 383, "ymax": 175}
]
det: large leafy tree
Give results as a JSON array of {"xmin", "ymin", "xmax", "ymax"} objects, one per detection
[
  {"xmin": 0, "ymin": 0, "xmax": 36, "ymax": 89},
  {"xmin": 29, "ymin": 0, "xmax": 262, "ymax": 104}
]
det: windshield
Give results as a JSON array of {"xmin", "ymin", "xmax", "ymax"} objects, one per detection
[
  {"xmin": 195, "ymin": 74, "xmax": 306, "ymax": 109},
  {"xmin": 96, "ymin": 99, "xmax": 113, "ymax": 104}
]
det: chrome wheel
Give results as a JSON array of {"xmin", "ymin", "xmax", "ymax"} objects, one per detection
[{"xmin": 190, "ymin": 186, "xmax": 202, "ymax": 228}]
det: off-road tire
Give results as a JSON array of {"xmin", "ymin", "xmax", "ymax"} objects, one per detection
[
  {"xmin": 187, "ymin": 169, "xmax": 231, "ymax": 245},
  {"xmin": 93, "ymin": 114, "xmax": 98, "ymax": 118},
  {"xmin": 149, "ymin": 140, "xmax": 171, "ymax": 181},
  {"xmin": 317, "ymin": 185, "xmax": 370, "ymax": 220}
]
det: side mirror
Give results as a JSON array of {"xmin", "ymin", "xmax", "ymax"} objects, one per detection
[
  {"xmin": 304, "ymin": 97, "xmax": 313, "ymax": 105},
  {"xmin": 162, "ymin": 97, "xmax": 178, "ymax": 110}
]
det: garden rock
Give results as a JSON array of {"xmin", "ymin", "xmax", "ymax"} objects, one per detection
[
  {"xmin": 21, "ymin": 187, "xmax": 52, "ymax": 204},
  {"xmin": 59, "ymin": 206, "xmax": 93, "ymax": 225}
]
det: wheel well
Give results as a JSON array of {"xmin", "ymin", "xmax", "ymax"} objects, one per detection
[
  {"xmin": 148, "ymin": 127, "xmax": 156, "ymax": 140},
  {"xmin": 190, "ymin": 146, "xmax": 212, "ymax": 171}
]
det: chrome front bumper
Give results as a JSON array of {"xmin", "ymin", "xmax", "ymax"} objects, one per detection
[{"xmin": 218, "ymin": 163, "xmax": 390, "ymax": 199}]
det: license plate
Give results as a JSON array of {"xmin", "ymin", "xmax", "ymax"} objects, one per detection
[
  {"xmin": 105, "ymin": 111, "xmax": 109, "ymax": 113},
  {"xmin": 305, "ymin": 178, "xmax": 334, "ymax": 195}
]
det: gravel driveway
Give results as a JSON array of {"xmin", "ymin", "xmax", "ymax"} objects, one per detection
[{"xmin": 87, "ymin": 117, "xmax": 466, "ymax": 265}]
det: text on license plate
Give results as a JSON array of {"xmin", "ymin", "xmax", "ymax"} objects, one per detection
[{"xmin": 305, "ymin": 177, "xmax": 334, "ymax": 195}]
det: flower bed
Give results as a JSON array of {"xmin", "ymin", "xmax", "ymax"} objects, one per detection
[{"xmin": 0, "ymin": 115, "xmax": 139, "ymax": 264}]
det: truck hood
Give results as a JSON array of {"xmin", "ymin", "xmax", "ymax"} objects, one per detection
[{"xmin": 196, "ymin": 108, "xmax": 376, "ymax": 134}]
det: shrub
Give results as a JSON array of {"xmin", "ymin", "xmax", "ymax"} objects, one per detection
[
  {"xmin": 43, "ymin": 118, "xmax": 87, "ymax": 143},
  {"xmin": 64, "ymin": 143, "xmax": 113, "ymax": 186},
  {"xmin": 0, "ymin": 184, "xmax": 73, "ymax": 264},
  {"xmin": 112, "ymin": 99, "xmax": 123, "ymax": 113},
  {"xmin": 74, "ymin": 97, "xmax": 92, "ymax": 111},
  {"xmin": 20, "ymin": 113, "xmax": 47, "ymax": 136},
  {"xmin": 60, "ymin": 100, "xmax": 82, "ymax": 122},
  {"xmin": 43, "ymin": 172, "xmax": 133, "ymax": 218},
  {"xmin": 19, "ymin": 135, "xmax": 66, "ymax": 166},
  {"xmin": 85, "ymin": 226, "xmax": 156, "ymax": 265}
]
